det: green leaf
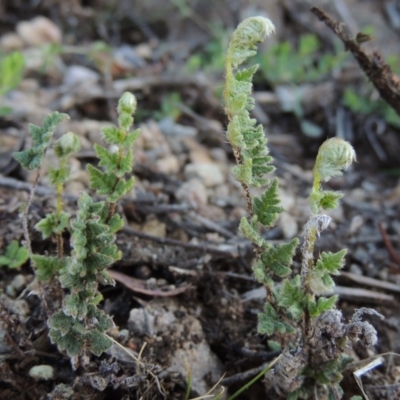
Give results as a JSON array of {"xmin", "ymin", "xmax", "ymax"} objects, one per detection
[
  {"xmin": 87, "ymin": 164, "xmax": 116, "ymax": 195},
  {"xmin": 13, "ymin": 112, "xmax": 68, "ymax": 170},
  {"xmin": 278, "ymin": 276, "xmax": 307, "ymax": 320},
  {"xmin": 86, "ymin": 330, "xmax": 112, "ymax": 356},
  {"xmin": 108, "ymin": 214, "xmax": 124, "ymax": 233},
  {"xmin": 64, "ymin": 294, "xmax": 88, "ymax": 319},
  {"xmin": 48, "ymin": 165, "xmax": 69, "ymax": 185},
  {"xmin": 235, "ymin": 64, "xmax": 259, "ymax": 82},
  {"xmin": 13, "ymin": 148, "xmax": 44, "ymax": 170},
  {"xmin": 257, "ymin": 303, "xmax": 294, "ymax": 335},
  {"xmin": 117, "ymin": 149, "xmax": 133, "ymax": 177},
  {"xmin": 260, "ymin": 239, "xmax": 298, "ymax": 277},
  {"xmin": 122, "ymin": 128, "xmax": 140, "ymax": 148},
  {"xmin": 0, "ymin": 51, "xmax": 24, "ymax": 96},
  {"xmin": 94, "ymin": 144, "xmax": 119, "ymax": 172},
  {"xmin": 227, "ymin": 116, "xmax": 245, "ymax": 148},
  {"xmin": 239, "ymin": 216, "xmax": 264, "ymax": 247},
  {"xmin": 48, "ymin": 311, "xmax": 73, "ymax": 335},
  {"xmin": 32, "ymin": 255, "xmax": 65, "ymax": 280},
  {"xmin": 90, "ymin": 308, "xmax": 114, "ymax": 331},
  {"xmin": 318, "ymin": 190, "xmax": 343, "ymax": 210},
  {"xmin": 107, "ymin": 176, "xmax": 135, "ymax": 202},
  {"xmin": 315, "ymin": 249, "xmax": 347, "ymax": 275},
  {"xmin": 57, "ymin": 331, "xmax": 85, "ymax": 357},
  {"xmin": 35, "ymin": 212, "xmax": 70, "ymax": 238},
  {"xmin": 253, "ymin": 178, "xmax": 284, "ymax": 226},
  {"xmin": 267, "ymin": 340, "xmax": 281, "ymax": 351},
  {"xmin": 309, "ymin": 295, "xmax": 338, "ymax": 318},
  {"xmin": 232, "ymin": 157, "xmax": 252, "ymax": 184},
  {"xmin": 102, "ymin": 126, "xmax": 123, "ymax": 144},
  {"xmin": 0, "ymin": 240, "xmax": 29, "ymax": 269}
]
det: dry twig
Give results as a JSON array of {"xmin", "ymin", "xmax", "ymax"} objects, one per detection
[{"xmin": 311, "ymin": 6, "xmax": 400, "ymax": 117}]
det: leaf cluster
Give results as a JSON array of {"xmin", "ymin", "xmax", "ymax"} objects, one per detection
[
  {"xmin": 88, "ymin": 93, "xmax": 139, "ymax": 203},
  {"xmin": 0, "ymin": 241, "xmax": 29, "ymax": 269},
  {"xmin": 48, "ymin": 193, "xmax": 122, "ymax": 357},
  {"xmin": 0, "ymin": 51, "xmax": 24, "ymax": 96},
  {"xmin": 13, "ymin": 112, "xmax": 69, "ymax": 170},
  {"xmin": 258, "ymin": 34, "xmax": 346, "ymax": 85}
]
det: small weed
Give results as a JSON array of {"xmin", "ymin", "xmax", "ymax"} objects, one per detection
[
  {"xmin": 0, "ymin": 51, "xmax": 25, "ymax": 116},
  {"xmin": 258, "ymin": 33, "xmax": 346, "ymax": 85},
  {"xmin": 0, "ymin": 241, "xmax": 29, "ymax": 269}
]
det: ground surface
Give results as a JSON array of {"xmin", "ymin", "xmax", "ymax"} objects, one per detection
[{"xmin": 1, "ymin": 1, "xmax": 400, "ymax": 399}]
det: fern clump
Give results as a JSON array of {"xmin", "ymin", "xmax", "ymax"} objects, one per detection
[
  {"xmin": 224, "ymin": 17, "xmax": 381, "ymax": 398},
  {"xmin": 14, "ymin": 92, "xmax": 140, "ymax": 364}
]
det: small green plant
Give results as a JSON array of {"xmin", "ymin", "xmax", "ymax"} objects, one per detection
[
  {"xmin": 155, "ymin": 92, "xmax": 183, "ymax": 121},
  {"xmin": 0, "ymin": 241, "xmax": 29, "ymax": 269},
  {"xmin": 14, "ymin": 92, "xmax": 140, "ymax": 364},
  {"xmin": 343, "ymin": 86, "xmax": 400, "ymax": 127},
  {"xmin": 0, "ymin": 51, "xmax": 25, "ymax": 116},
  {"xmin": 185, "ymin": 22, "xmax": 230, "ymax": 74},
  {"xmin": 258, "ymin": 33, "xmax": 346, "ymax": 85},
  {"xmin": 224, "ymin": 17, "xmax": 382, "ymax": 398}
]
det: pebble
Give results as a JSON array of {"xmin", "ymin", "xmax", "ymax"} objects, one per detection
[
  {"xmin": 158, "ymin": 118, "xmax": 197, "ymax": 138},
  {"xmin": 17, "ymin": 16, "xmax": 62, "ymax": 47},
  {"xmin": 63, "ymin": 65, "xmax": 100, "ymax": 88},
  {"xmin": 141, "ymin": 217, "xmax": 166, "ymax": 238},
  {"xmin": 349, "ymin": 215, "xmax": 364, "ymax": 235},
  {"xmin": 175, "ymin": 178, "xmax": 208, "ymax": 208},
  {"xmin": 349, "ymin": 263, "xmax": 363, "ymax": 276},
  {"xmin": 11, "ymin": 274, "xmax": 27, "ymax": 292},
  {"xmin": 184, "ymin": 163, "xmax": 225, "ymax": 188},
  {"xmin": 156, "ymin": 155, "xmax": 180, "ymax": 174},
  {"xmin": 0, "ymin": 33, "xmax": 25, "ymax": 51},
  {"xmin": 29, "ymin": 365, "xmax": 54, "ymax": 380},
  {"xmin": 280, "ymin": 213, "xmax": 298, "ymax": 239}
]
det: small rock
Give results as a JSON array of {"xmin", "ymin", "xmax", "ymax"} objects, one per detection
[
  {"xmin": 349, "ymin": 264, "xmax": 363, "ymax": 276},
  {"xmin": 137, "ymin": 120, "xmax": 169, "ymax": 151},
  {"xmin": 280, "ymin": 213, "xmax": 298, "ymax": 239},
  {"xmin": 349, "ymin": 215, "xmax": 364, "ymax": 235},
  {"xmin": 0, "ymin": 33, "xmax": 25, "ymax": 51},
  {"xmin": 0, "ymin": 295, "xmax": 29, "ymax": 318},
  {"xmin": 158, "ymin": 118, "xmax": 197, "ymax": 138},
  {"xmin": 64, "ymin": 181, "xmax": 86, "ymax": 197},
  {"xmin": 17, "ymin": 16, "xmax": 62, "ymax": 46},
  {"xmin": 156, "ymin": 155, "xmax": 180, "ymax": 174},
  {"xmin": 176, "ymin": 179, "xmax": 208, "ymax": 208},
  {"xmin": 141, "ymin": 217, "xmax": 166, "ymax": 238},
  {"xmin": 0, "ymin": 321, "xmax": 12, "ymax": 353},
  {"xmin": 63, "ymin": 65, "xmax": 100, "ymax": 88},
  {"xmin": 29, "ymin": 365, "xmax": 54, "ymax": 380},
  {"xmin": 392, "ymin": 221, "xmax": 400, "ymax": 235},
  {"xmin": 48, "ymin": 383, "xmax": 74, "ymax": 400},
  {"xmin": 353, "ymin": 247, "xmax": 370, "ymax": 265},
  {"xmin": 278, "ymin": 187, "xmax": 295, "ymax": 212},
  {"xmin": 11, "ymin": 274, "xmax": 27, "ymax": 292},
  {"xmin": 18, "ymin": 78, "xmax": 40, "ymax": 92},
  {"xmin": 128, "ymin": 308, "xmax": 153, "ymax": 336},
  {"xmin": 113, "ymin": 45, "xmax": 145, "ymax": 72},
  {"xmin": 184, "ymin": 163, "xmax": 225, "ymax": 188},
  {"xmin": 5, "ymin": 286, "xmax": 16, "ymax": 298}
]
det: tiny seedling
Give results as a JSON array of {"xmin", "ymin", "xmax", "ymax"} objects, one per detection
[
  {"xmin": 0, "ymin": 51, "xmax": 25, "ymax": 115},
  {"xmin": 0, "ymin": 240, "xmax": 29, "ymax": 269}
]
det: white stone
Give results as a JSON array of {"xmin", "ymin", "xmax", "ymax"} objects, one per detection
[
  {"xmin": 29, "ymin": 365, "xmax": 54, "ymax": 380},
  {"xmin": 184, "ymin": 163, "xmax": 225, "ymax": 188}
]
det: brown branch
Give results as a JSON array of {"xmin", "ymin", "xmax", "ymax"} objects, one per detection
[{"xmin": 311, "ymin": 6, "xmax": 400, "ymax": 117}]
